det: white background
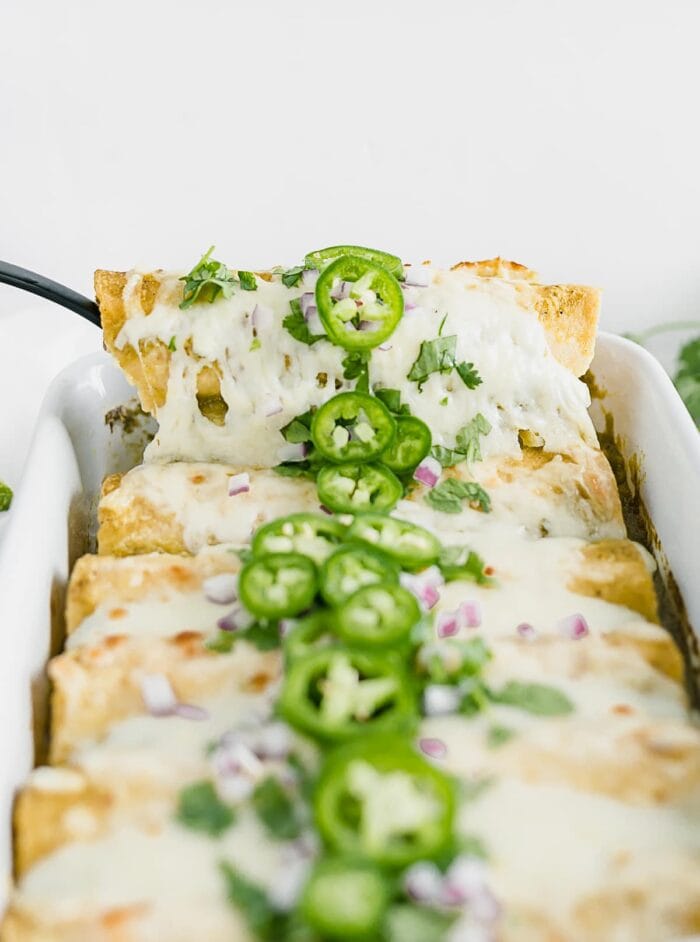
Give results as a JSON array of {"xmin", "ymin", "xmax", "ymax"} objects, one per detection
[{"xmin": 1, "ymin": 0, "xmax": 700, "ymax": 497}]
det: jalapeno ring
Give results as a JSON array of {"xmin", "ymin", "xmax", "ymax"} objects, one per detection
[
  {"xmin": 252, "ymin": 513, "xmax": 346, "ymax": 565},
  {"xmin": 315, "ymin": 255, "xmax": 404, "ymax": 352},
  {"xmin": 336, "ymin": 582, "xmax": 421, "ymax": 648},
  {"xmin": 316, "ymin": 463, "xmax": 403, "ymax": 515},
  {"xmin": 380, "ymin": 415, "xmax": 432, "ymax": 473},
  {"xmin": 238, "ymin": 552, "xmax": 317, "ymax": 620},
  {"xmin": 319, "ymin": 544, "xmax": 399, "ymax": 608},
  {"xmin": 346, "ymin": 513, "xmax": 441, "ymax": 571}
]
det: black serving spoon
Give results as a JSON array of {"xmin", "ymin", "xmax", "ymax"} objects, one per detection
[{"xmin": 0, "ymin": 260, "xmax": 101, "ymax": 326}]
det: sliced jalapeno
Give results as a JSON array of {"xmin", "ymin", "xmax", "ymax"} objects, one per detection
[
  {"xmin": 238, "ymin": 552, "xmax": 317, "ymax": 619},
  {"xmin": 336, "ymin": 583, "xmax": 420, "ymax": 648},
  {"xmin": 284, "ymin": 611, "xmax": 336, "ymax": 661},
  {"xmin": 317, "ymin": 463, "xmax": 403, "ymax": 515},
  {"xmin": 311, "ymin": 392, "xmax": 396, "ymax": 464},
  {"xmin": 346, "ymin": 513, "xmax": 441, "ymax": 571},
  {"xmin": 380, "ymin": 415, "xmax": 432, "ymax": 473},
  {"xmin": 279, "ymin": 647, "xmax": 416, "ymax": 743},
  {"xmin": 305, "ymin": 244, "xmax": 404, "ymax": 281},
  {"xmin": 315, "ymin": 735, "xmax": 455, "ymax": 867},
  {"xmin": 315, "ymin": 255, "xmax": 404, "ymax": 352},
  {"xmin": 320, "ymin": 544, "xmax": 399, "ymax": 607},
  {"xmin": 300, "ymin": 858, "xmax": 389, "ymax": 940},
  {"xmin": 252, "ymin": 513, "xmax": 346, "ymax": 565}
]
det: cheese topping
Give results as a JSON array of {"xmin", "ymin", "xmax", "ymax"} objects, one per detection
[{"xmin": 116, "ymin": 268, "xmax": 596, "ymax": 467}]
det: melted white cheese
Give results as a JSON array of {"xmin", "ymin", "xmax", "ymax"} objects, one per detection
[
  {"xmin": 456, "ymin": 777, "xmax": 700, "ymax": 928},
  {"xmin": 116, "ymin": 267, "xmax": 596, "ymax": 467}
]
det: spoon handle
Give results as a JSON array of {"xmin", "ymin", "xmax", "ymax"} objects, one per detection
[{"xmin": 0, "ymin": 260, "xmax": 100, "ymax": 326}]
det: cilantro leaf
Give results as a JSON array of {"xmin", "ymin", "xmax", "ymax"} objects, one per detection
[
  {"xmin": 252, "ymin": 776, "xmax": 304, "ymax": 840},
  {"xmin": 281, "ymin": 265, "xmax": 306, "ymax": 288},
  {"xmin": 168, "ymin": 335, "xmax": 177, "ymax": 352},
  {"xmin": 342, "ymin": 351, "xmax": 370, "ymax": 392},
  {"xmin": 438, "ymin": 545, "xmax": 492, "ymax": 584},
  {"xmin": 373, "ymin": 387, "xmax": 411, "ymax": 415},
  {"xmin": 490, "ymin": 681, "xmax": 574, "ymax": 716},
  {"xmin": 674, "ymin": 337, "xmax": 700, "ymax": 425},
  {"xmin": 238, "ymin": 270, "xmax": 257, "ymax": 291},
  {"xmin": 455, "ymin": 361, "xmax": 482, "ymax": 389},
  {"xmin": 385, "ymin": 905, "xmax": 455, "ymax": 942},
  {"xmin": 455, "ymin": 413, "xmax": 492, "ymax": 463},
  {"xmin": 273, "ymin": 462, "xmax": 317, "ymax": 479},
  {"xmin": 281, "ymin": 409, "xmax": 314, "ymax": 444},
  {"xmin": 0, "ymin": 481, "xmax": 13, "ymax": 513},
  {"xmin": 205, "ymin": 622, "xmax": 280, "ymax": 654},
  {"xmin": 179, "ymin": 246, "xmax": 238, "ymax": 310},
  {"xmin": 425, "ymin": 478, "xmax": 491, "ymax": 513},
  {"xmin": 420, "ymin": 637, "xmax": 491, "ymax": 685},
  {"xmin": 487, "ymin": 725, "xmax": 516, "ymax": 748},
  {"xmin": 283, "ymin": 299, "xmax": 325, "ymax": 346},
  {"xmin": 220, "ymin": 863, "xmax": 287, "ymax": 940},
  {"xmin": 407, "ymin": 335, "xmax": 457, "ymax": 390},
  {"xmin": 176, "ymin": 781, "xmax": 235, "ymax": 836},
  {"xmin": 431, "ymin": 445, "xmax": 463, "ymax": 468}
]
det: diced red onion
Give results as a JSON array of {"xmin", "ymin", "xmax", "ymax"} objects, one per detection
[
  {"xmin": 306, "ymin": 307, "xmax": 324, "ymax": 335},
  {"xmin": 404, "ymin": 861, "xmax": 444, "ymax": 904},
  {"xmin": 263, "ymin": 395, "xmax": 284, "ymax": 417},
  {"xmin": 254, "ymin": 721, "xmax": 292, "ymax": 760},
  {"xmin": 557, "ymin": 612, "xmax": 589, "ymax": 640},
  {"xmin": 268, "ymin": 853, "xmax": 312, "ymax": 911},
  {"xmin": 330, "ymin": 279, "xmax": 351, "ymax": 300},
  {"xmin": 174, "ymin": 703, "xmax": 209, "ymax": 721},
  {"xmin": 202, "ymin": 573, "xmax": 238, "ymax": 605},
  {"xmin": 301, "ymin": 268, "xmax": 318, "ymax": 289},
  {"xmin": 424, "ymin": 683, "xmax": 462, "ymax": 716},
  {"xmin": 278, "ymin": 442, "xmax": 308, "ymax": 462},
  {"xmin": 400, "ymin": 565, "xmax": 445, "ymax": 613},
  {"xmin": 437, "ymin": 611, "xmax": 459, "ymax": 638},
  {"xmin": 413, "ymin": 456, "xmax": 441, "ymax": 488},
  {"xmin": 404, "ymin": 266, "xmax": 431, "ymax": 287},
  {"xmin": 251, "ymin": 304, "xmax": 273, "ymax": 331},
  {"xmin": 419, "ymin": 737, "xmax": 447, "ymax": 759},
  {"xmin": 377, "ymin": 343, "xmax": 392, "ymax": 351},
  {"xmin": 458, "ymin": 600, "xmax": 482, "ymax": 629},
  {"xmin": 516, "ymin": 622, "xmax": 537, "ymax": 640},
  {"xmin": 217, "ymin": 603, "xmax": 255, "ymax": 633},
  {"xmin": 300, "ymin": 292, "xmax": 316, "ymax": 317},
  {"xmin": 227, "ymin": 472, "xmax": 250, "ymax": 496},
  {"xmin": 278, "ymin": 618, "xmax": 295, "ymax": 638},
  {"xmin": 404, "ymin": 299, "xmax": 418, "ymax": 311},
  {"xmin": 140, "ymin": 673, "xmax": 178, "ymax": 716}
]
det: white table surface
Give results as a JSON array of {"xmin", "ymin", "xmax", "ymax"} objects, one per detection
[{"xmin": 1, "ymin": 0, "xmax": 699, "ymax": 533}]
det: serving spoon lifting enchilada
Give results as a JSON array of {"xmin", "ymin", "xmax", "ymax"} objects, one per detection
[{"xmin": 2, "ymin": 246, "xmax": 699, "ymax": 942}]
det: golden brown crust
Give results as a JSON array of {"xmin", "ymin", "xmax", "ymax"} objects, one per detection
[
  {"xmin": 567, "ymin": 540, "xmax": 659, "ymax": 623},
  {"xmin": 49, "ymin": 637, "xmax": 280, "ymax": 763}
]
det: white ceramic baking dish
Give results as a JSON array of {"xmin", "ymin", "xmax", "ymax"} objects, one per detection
[{"xmin": 0, "ymin": 333, "xmax": 698, "ymax": 914}]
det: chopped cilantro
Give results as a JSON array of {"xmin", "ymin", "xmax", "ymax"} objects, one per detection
[
  {"xmin": 205, "ymin": 622, "xmax": 280, "ymax": 654},
  {"xmin": 252, "ymin": 776, "xmax": 304, "ymax": 840},
  {"xmin": 373, "ymin": 387, "xmax": 411, "ymax": 415},
  {"xmin": 487, "ymin": 725, "xmax": 516, "ymax": 748},
  {"xmin": 432, "ymin": 413, "xmax": 491, "ymax": 468},
  {"xmin": 0, "ymin": 481, "xmax": 13, "ymax": 512},
  {"xmin": 342, "ymin": 350, "xmax": 370, "ymax": 392},
  {"xmin": 459, "ymin": 676, "xmax": 491, "ymax": 715},
  {"xmin": 281, "ymin": 410, "xmax": 314, "ymax": 444},
  {"xmin": 385, "ymin": 905, "xmax": 455, "ymax": 942},
  {"xmin": 176, "ymin": 781, "xmax": 235, "ymax": 836},
  {"xmin": 430, "ymin": 445, "xmax": 463, "ymax": 468},
  {"xmin": 424, "ymin": 478, "xmax": 491, "ymax": 513},
  {"xmin": 407, "ymin": 335, "xmax": 458, "ymax": 390},
  {"xmin": 407, "ymin": 334, "xmax": 482, "ymax": 392},
  {"xmin": 438, "ymin": 313, "xmax": 448, "ymax": 336},
  {"xmin": 249, "ymin": 337, "xmax": 261, "ymax": 351},
  {"xmin": 168, "ymin": 335, "xmax": 177, "ymax": 352},
  {"xmin": 220, "ymin": 862, "xmax": 287, "ymax": 940},
  {"xmin": 281, "ymin": 265, "xmax": 306, "ymax": 288},
  {"xmin": 238, "ymin": 270, "xmax": 257, "ymax": 291},
  {"xmin": 283, "ymin": 298, "xmax": 325, "ymax": 346},
  {"xmin": 458, "ymin": 833, "xmax": 489, "ymax": 858},
  {"xmin": 674, "ymin": 336, "xmax": 700, "ymax": 425},
  {"xmin": 438, "ymin": 545, "xmax": 492, "ymax": 584},
  {"xmin": 420, "ymin": 637, "xmax": 491, "ymax": 685},
  {"xmin": 273, "ymin": 462, "xmax": 317, "ymax": 479},
  {"xmin": 455, "ymin": 413, "xmax": 492, "ymax": 463},
  {"xmin": 455, "ymin": 361, "xmax": 482, "ymax": 389},
  {"xmin": 490, "ymin": 681, "xmax": 574, "ymax": 716},
  {"xmin": 439, "ymin": 396, "xmax": 448, "ymax": 406},
  {"xmin": 179, "ymin": 246, "xmax": 237, "ymax": 310}
]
